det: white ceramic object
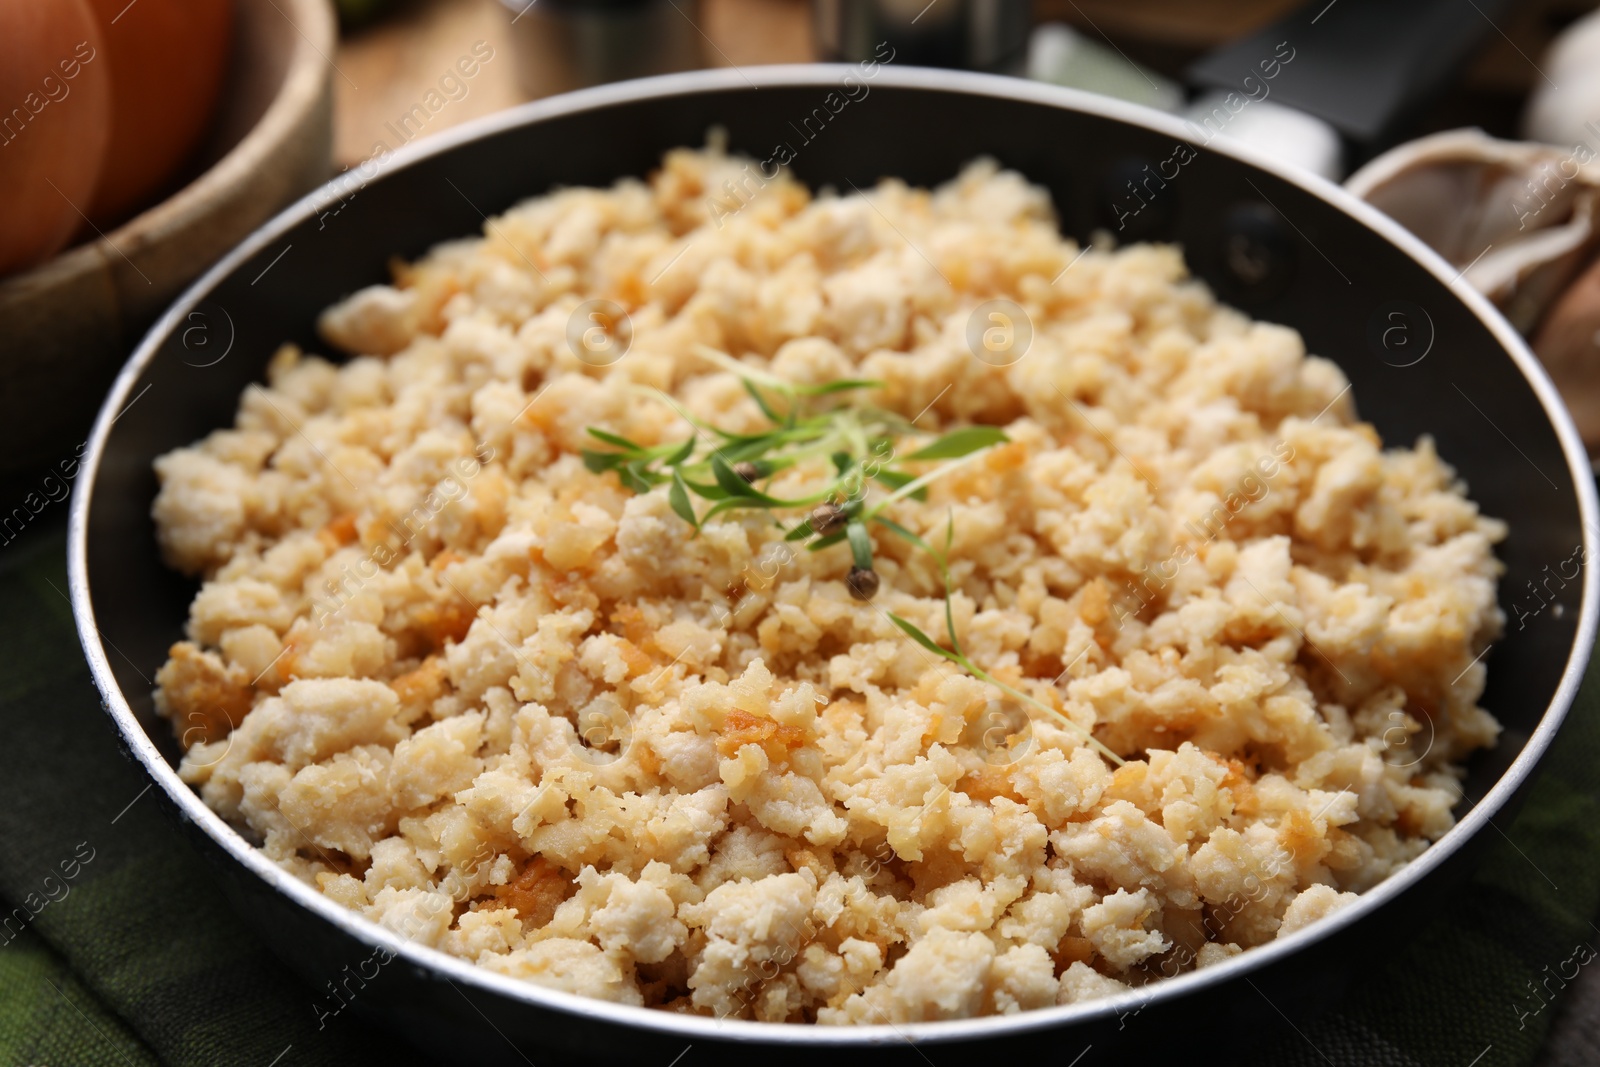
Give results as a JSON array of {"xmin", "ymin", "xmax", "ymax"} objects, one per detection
[
  {"xmin": 1026, "ymin": 23, "xmax": 1183, "ymax": 112},
  {"xmin": 1183, "ymin": 90, "xmax": 1343, "ymax": 180}
]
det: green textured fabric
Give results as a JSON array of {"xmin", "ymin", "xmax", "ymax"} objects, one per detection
[
  {"xmin": 1, "ymin": 517, "xmax": 1596, "ymax": 1067},
  {"xmin": 0, "ymin": 525, "xmax": 401, "ymax": 1067},
  {"xmin": 0, "ymin": 927, "xmax": 159, "ymax": 1067}
]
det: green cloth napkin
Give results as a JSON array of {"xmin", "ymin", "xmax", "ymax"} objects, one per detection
[
  {"xmin": 0, "ymin": 523, "xmax": 405, "ymax": 1067},
  {"xmin": 1, "ymin": 516, "xmax": 1596, "ymax": 1067}
]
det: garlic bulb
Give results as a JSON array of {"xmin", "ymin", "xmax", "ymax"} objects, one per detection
[
  {"xmin": 1522, "ymin": 7, "xmax": 1600, "ymax": 151},
  {"xmin": 1348, "ymin": 129, "xmax": 1600, "ymax": 456},
  {"xmin": 1346, "ymin": 129, "xmax": 1600, "ymax": 334}
]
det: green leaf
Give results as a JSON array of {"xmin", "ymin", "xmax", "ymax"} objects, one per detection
[
  {"xmin": 708, "ymin": 426, "xmax": 767, "ymax": 443},
  {"xmin": 872, "ymin": 516, "xmax": 933, "ymax": 555},
  {"xmin": 742, "ymin": 379, "xmax": 787, "ymax": 424},
  {"xmin": 846, "ymin": 521, "xmax": 873, "ymax": 570},
  {"xmin": 619, "ymin": 468, "xmax": 651, "ymax": 494},
  {"xmin": 586, "ymin": 427, "xmax": 645, "ymax": 451},
  {"xmin": 715, "ymin": 439, "xmax": 777, "ymax": 465},
  {"xmin": 712, "ymin": 454, "xmax": 769, "ymax": 498},
  {"xmin": 650, "ymin": 384, "xmax": 806, "ymax": 446},
  {"xmin": 784, "ymin": 518, "xmax": 816, "ymax": 541},
  {"xmin": 664, "ymin": 437, "xmax": 696, "ymax": 466},
  {"xmin": 807, "ymin": 529, "xmax": 847, "ymax": 551},
  {"xmin": 700, "ymin": 496, "xmax": 782, "ymax": 523},
  {"xmin": 699, "ymin": 498, "xmax": 742, "ymax": 523},
  {"xmin": 682, "ymin": 478, "xmax": 730, "ymax": 501},
  {"xmin": 716, "ymin": 424, "xmax": 827, "ymax": 464},
  {"xmin": 668, "ymin": 470, "xmax": 698, "ymax": 529},
  {"xmin": 907, "ymin": 426, "xmax": 1009, "ymax": 461},
  {"xmin": 888, "ymin": 614, "xmax": 962, "ymax": 663},
  {"xmin": 863, "ymin": 446, "xmax": 996, "ymax": 521},
  {"xmin": 872, "ymin": 469, "xmax": 927, "ymax": 501},
  {"xmin": 794, "ymin": 378, "xmax": 883, "ymax": 396},
  {"xmin": 710, "ymin": 455, "xmax": 806, "ymax": 505},
  {"xmin": 831, "ymin": 451, "xmax": 854, "ymax": 475},
  {"xmin": 582, "ymin": 449, "xmax": 624, "ymax": 474}
]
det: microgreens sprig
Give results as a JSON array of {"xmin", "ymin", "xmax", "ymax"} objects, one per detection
[
  {"xmin": 580, "ymin": 347, "xmax": 1007, "ymax": 598},
  {"xmin": 581, "ymin": 355, "xmax": 1120, "ymax": 766},
  {"xmin": 888, "ymin": 516, "xmax": 1125, "ymax": 766}
]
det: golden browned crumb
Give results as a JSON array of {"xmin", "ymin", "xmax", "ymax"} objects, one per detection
[
  {"xmin": 151, "ymin": 147, "xmax": 1503, "ymax": 1023},
  {"xmin": 157, "ymin": 642, "xmax": 254, "ymax": 745}
]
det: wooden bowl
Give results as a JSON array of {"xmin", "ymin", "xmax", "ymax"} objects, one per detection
[{"xmin": 0, "ymin": 0, "xmax": 334, "ymax": 477}]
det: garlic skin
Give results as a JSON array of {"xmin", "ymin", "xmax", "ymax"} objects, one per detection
[
  {"xmin": 1348, "ymin": 128, "xmax": 1600, "ymax": 455},
  {"xmin": 1347, "ymin": 129, "xmax": 1600, "ymax": 333}
]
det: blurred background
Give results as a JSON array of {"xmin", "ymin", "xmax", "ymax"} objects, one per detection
[
  {"xmin": 7, "ymin": 4, "xmax": 1600, "ymax": 1063},
  {"xmin": 11, "ymin": 0, "xmax": 1600, "ymax": 493},
  {"xmin": 322, "ymin": 0, "xmax": 1578, "ymax": 166},
  {"xmin": 6, "ymin": 0, "xmax": 1600, "ymax": 489}
]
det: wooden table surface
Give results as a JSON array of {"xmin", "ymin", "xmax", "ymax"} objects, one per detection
[{"xmin": 331, "ymin": 0, "xmax": 812, "ymax": 168}]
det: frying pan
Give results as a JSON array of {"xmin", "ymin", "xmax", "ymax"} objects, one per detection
[{"xmin": 68, "ymin": 66, "xmax": 1600, "ymax": 1064}]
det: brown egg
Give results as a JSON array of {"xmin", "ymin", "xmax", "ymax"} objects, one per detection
[
  {"xmin": 85, "ymin": 0, "xmax": 233, "ymax": 227},
  {"xmin": 0, "ymin": 0, "xmax": 112, "ymax": 276}
]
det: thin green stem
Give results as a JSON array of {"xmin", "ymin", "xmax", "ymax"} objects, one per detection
[
  {"xmin": 962, "ymin": 660, "xmax": 1124, "ymax": 766},
  {"xmin": 863, "ymin": 446, "xmax": 996, "ymax": 520},
  {"xmin": 692, "ymin": 343, "xmax": 792, "ymax": 391}
]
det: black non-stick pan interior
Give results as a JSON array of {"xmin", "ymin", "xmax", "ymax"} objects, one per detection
[{"xmin": 87, "ymin": 75, "xmax": 1585, "ymax": 829}]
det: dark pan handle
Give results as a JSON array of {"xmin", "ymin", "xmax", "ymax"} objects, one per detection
[{"xmin": 1186, "ymin": 0, "xmax": 1516, "ymax": 156}]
